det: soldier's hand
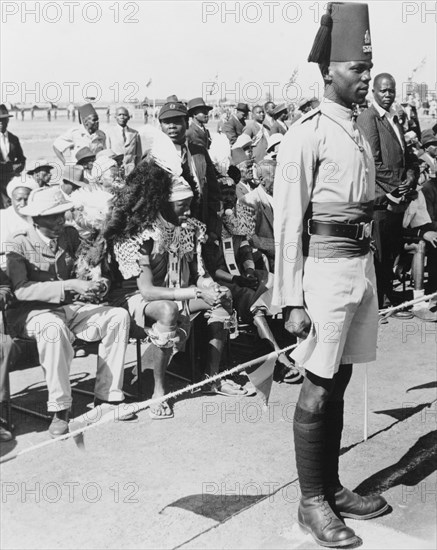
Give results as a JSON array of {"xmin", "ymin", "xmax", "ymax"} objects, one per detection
[{"xmin": 284, "ymin": 306, "xmax": 311, "ymax": 339}]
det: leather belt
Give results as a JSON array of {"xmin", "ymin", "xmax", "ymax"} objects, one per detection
[{"xmin": 308, "ymin": 220, "xmax": 374, "ymax": 241}]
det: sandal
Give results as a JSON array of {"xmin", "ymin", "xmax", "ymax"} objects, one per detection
[
  {"xmin": 207, "ymin": 379, "xmax": 248, "ymax": 396},
  {"xmin": 149, "ymin": 401, "xmax": 174, "ymax": 420}
]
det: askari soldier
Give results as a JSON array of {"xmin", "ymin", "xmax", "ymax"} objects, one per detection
[{"xmin": 273, "ymin": 3, "xmax": 388, "ymax": 547}]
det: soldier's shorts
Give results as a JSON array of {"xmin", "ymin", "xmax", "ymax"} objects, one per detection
[{"xmin": 291, "ymin": 252, "xmax": 378, "ymax": 379}]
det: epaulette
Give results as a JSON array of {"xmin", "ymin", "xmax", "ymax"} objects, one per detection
[{"xmin": 297, "ymin": 106, "xmax": 322, "ymax": 125}]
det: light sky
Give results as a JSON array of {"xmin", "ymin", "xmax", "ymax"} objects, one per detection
[{"xmin": 1, "ymin": 0, "xmax": 436, "ymax": 105}]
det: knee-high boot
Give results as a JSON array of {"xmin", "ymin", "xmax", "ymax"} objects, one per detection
[
  {"xmin": 294, "ymin": 406, "xmax": 358, "ymax": 547},
  {"xmin": 324, "ymin": 401, "xmax": 389, "ymax": 520}
]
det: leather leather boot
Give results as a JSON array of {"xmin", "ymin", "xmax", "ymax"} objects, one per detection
[
  {"xmin": 298, "ymin": 495, "xmax": 359, "ymax": 548},
  {"xmin": 48, "ymin": 409, "xmax": 69, "ymax": 438},
  {"xmin": 331, "ymin": 486, "xmax": 389, "ymax": 520}
]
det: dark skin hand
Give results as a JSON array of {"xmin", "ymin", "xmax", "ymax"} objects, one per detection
[{"xmin": 284, "ymin": 306, "xmax": 311, "ymax": 339}]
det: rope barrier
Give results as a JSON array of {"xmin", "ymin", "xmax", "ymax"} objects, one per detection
[
  {"xmin": 3, "ymin": 291, "xmax": 436, "ymax": 463},
  {"xmin": 378, "ymin": 291, "xmax": 437, "ymax": 318},
  {"xmin": 0, "ymin": 343, "xmax": 298, "ymax": 464}
]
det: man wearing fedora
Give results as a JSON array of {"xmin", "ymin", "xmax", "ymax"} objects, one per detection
[
  {"xmin": 270, "ymin": 104, "xmax": 289, "ymax": 135},
  {"xmin": 53, "ymin": 103, "xmax": 106, "ymax": 165},
  {"xmin": 223, "ymin": 103, "xmax": 250, "ymax": 146},
  {"xmin": 159, "ymin": 97, "xmax": 221, "ymax": 236},
  {"xmin": 27, "ymin": 159, "xmax": 54, "ymax": 188},
  {"xmin": 0, "ymin": 104, "xmax": 26, "ymax": 209},
  {"xmin": 186, "ymin": 97, "xmax": 213, "ymax": 150},
  {"xmin": 273, "ymin": 3, "xmax": 388, "ymax": 546},
  {"xmin": 58, "ymin": 165, "xmax": 87, "ymax": 197},
  {"xmin": 105, "ymin": 106, "xmax": 142, "ymax": 176},
  {"xmin": 6, "ymin": 186, "xmax": 131, "ymax": 437}
]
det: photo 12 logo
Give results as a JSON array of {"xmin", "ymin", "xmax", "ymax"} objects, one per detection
[{"xmin": 1, "ymin": 2, "xmax": 140, "ymax": 24}]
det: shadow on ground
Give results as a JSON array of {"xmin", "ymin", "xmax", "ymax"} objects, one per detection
[{"xmin": 354, "ymin": 430, "xmax": 437, "ymax": 495}]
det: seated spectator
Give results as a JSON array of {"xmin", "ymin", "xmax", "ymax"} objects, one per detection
[
  {"xmin": 0, "ymin": 176, "xmax": 38, "ymax": 268},
  {"xmin": 240, "ymin": 159, "xmax": 276, "ymax": 272},
  {"xmin": 90, "ymin": 156, "xmax": 123, "ymax": 191},
  {"xmin": 6, "ymin": 187, "xmax": 131, "ymax": 437},
  {"xmin": 27, "ymin": 159, "xmax": 55, "ymax": 187},
  {"xmin": 75, "ymin": 147, "xmax": 96, "ymax": 182},
  {"xmin": 203, "ymin": 175, "xmax": 302, "ymax": 383},
  {"xmin": 230, "ymin": 148, "xmax": 256, "ymax": 200},
  {"xmin": 0, "ymin": 268, "xmax": 18, "ymax": 441},
  {"xmin": 106, "ymin": 158, "xmax": 239, "ymax": 415}
]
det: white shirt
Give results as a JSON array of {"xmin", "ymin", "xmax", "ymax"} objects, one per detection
[
  {"xmin": 0, "ymin": 206, "xmax": 31, "ymax": 268},
  {"xmin": 373, "ymin": 101, "xmax": 404, "ymax": 151},
  {"xmin": 0, "ymin": 130, "xmax": 10, "ymax": 159}
]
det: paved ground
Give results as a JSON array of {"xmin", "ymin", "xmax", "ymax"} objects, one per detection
[{"xmin": 1, "ymin": 314, "xmax": 436, "ymax": 550}]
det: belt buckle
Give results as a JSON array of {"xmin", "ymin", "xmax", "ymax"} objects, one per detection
[
  {"xmin": 358, "ymin": 221, "xmax": 373, "ymax": 240},
  {"xmin": 307, "ymin": 219, "xmax": 313, "ymax": 236}
]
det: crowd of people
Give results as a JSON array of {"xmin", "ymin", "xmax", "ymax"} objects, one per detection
[{"xmin": 1, "ymin": 82, "xmax": 435, "ymax": 441}]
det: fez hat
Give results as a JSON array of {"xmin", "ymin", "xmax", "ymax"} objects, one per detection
[
  {"xmin": 0, "ymin": 104, "xmax": 13, "ymax": 119},
  {"xmin": 236, "ymin": 103, "xmax": 250, "ymax": 114},
  {"xmin": 421, "ymin": 129, "xmax": 437, "ymax": 148},
  {"xmin": 7, "ymin": 176, "xmax": 38, "ymax": 199},
  {"xmin": 78, "ymin": 103, "xmax": 98, "ymax": 122},
  {"xmin": 308, "ymin": 2, "xmax": 372, "ymax": 64},
  {"xmin": 62, "ymin": 165, "xmax": 86, "ymax": 188},
  {"xmin": 75, "ymin": 147, "xmax": 96, "ymax": 164},
  {"xmin": 20, "ymin": 187, "xmax": 73, "ymax": 217},
  {"xmin": 27, "ymin": 159, "xmax": 54, "ymax": 175},
  {"xmin": 159, "ymin": 101, "xmax": 188, "ymax": 121},
  {"xmin": 187, "ymin": 97, "xmax": 213, "ymax": 115},
  {"xmin": 272, "ymin": 104, "xmax": 288, "ymax": 118}
]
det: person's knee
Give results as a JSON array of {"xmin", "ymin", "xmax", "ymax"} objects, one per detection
[
  {"xmin": 298, "ymin": 372, "xmax": 333, "ymax": 412},
  {"xmin": 156, "ymin": 301, "xmax": 179, "ymax": 327},
  {"xmin": 32, "ymin": 314, "xmax": 72, "ymax": 345}
]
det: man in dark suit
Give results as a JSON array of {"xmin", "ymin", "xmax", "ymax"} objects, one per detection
[
  {"xmin": 159, "ymin": 98, "xmax": 221, "ymax": 237},
  {"xmin": 186, "ymin": 97, "xmax": 212, "ymax": 150},
  {"xmin": 222, "ymin": 103, "xmax": 250, "ymax": 145},
  {"xmin": 0, "ymin": 105, "xmax": 26, "ymax": 209},
  {"xmin": 357, "ymin": 73, "xmax": 417, "ymax": 306}
]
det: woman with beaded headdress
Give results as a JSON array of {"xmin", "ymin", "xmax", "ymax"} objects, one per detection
[{"xmin": 105, "ymin": 135, "xmax": 242, "ymax": 418}]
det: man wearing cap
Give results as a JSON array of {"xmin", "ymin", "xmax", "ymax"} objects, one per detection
[
  {"xmin": 264, "ymin": 133, "xmax": 283, "ymax": 160},
  {"xmin": 357, "ymin": 73, "xmax": 418, "ymax": 307},
  {"xmin": 0, "ymin": 176, "xmax": 38, "ymax": 269},
  {"xmin": 273, "ymin": 3, "xmax": 388, "ymax": 547},
  {"xmin": 105, "ymin": 106, "xmax": 142, "ymax": 176},
  {"xmin": 159, "ymin": 98, "xmax": 221, "ymax": 236},
  {"xmin": 0, "ymin": 104, "xmax": 26, "ymax": 209},
  {"xmin": 186, "ymin": 98, "xmax": 213, "ymax": 150},
  {"xmin": 231, "ymin": 148, "xmax": 256, "ymax": 200},
  {"xmin": 58, "ymin": 165, "xmax": 87, "ymax": 197},
  {"xmin": 263, "ymin": 101, "xmax": 276, "ymax": 134},
  {"xmin": 5, "ymin": 186, "xmax": 131, "ymax": 437},
  {"xmin": 53, "ymin": 103, "xmax": 106, "ymax": 165},
  {"xmin": 75, "ymin": 147, "xmax": 96, "ymax": 182},
  {"xmin": 90, "ymin": 156, "xmax": 121, "ymax": 191},
  {"xmin": 223, "ymin": 103, "xmax": 250, "ymax": 146},
  {"xmin": 243, "ymin": 105, "xmax": 269, "ymax": 163},
  {"xmin": 27, "ymin": 159, "xmax": 54, "ymax": 187},
  {"xmin": 298, "ymin": 97, "xmax": 313, "ymax": 115},
  {"xmin": 270, "ymin": 104, "xmax": 289, "ymax": 135}
]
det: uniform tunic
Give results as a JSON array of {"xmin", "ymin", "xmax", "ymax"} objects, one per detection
[{"xmin": 273, "ymin": 98, "xmax": 378, "ymax": 377}]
